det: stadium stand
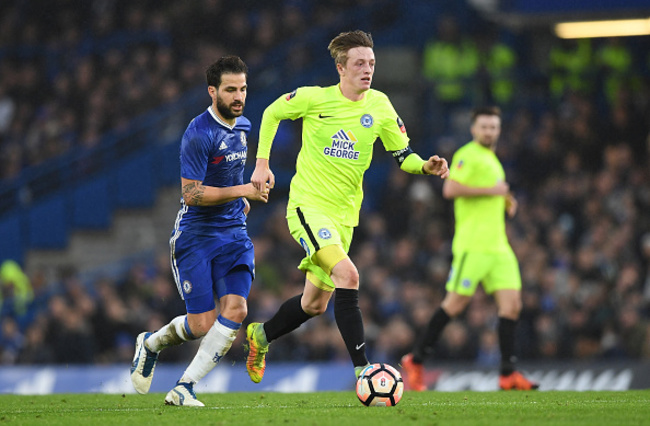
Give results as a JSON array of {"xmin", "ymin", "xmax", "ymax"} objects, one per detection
[{"xmin": 1, "ymin": 0, "xmax": 650, "ymax": 371}]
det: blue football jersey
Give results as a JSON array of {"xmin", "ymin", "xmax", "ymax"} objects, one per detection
[{"xmin": 174, "ymin": 106, "xmax": 251, "ymax": 236}]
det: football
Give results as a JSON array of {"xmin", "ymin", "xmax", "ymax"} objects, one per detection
[{"xmin": 356, "ymin": 363, "xmax": 404, "ymax": 407}]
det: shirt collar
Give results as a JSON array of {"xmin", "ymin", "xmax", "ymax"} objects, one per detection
[{"xmin": 208, "ymin": 106, "xmax": 235, "ymax": 130}]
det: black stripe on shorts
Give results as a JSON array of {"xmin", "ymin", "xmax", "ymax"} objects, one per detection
[
  {"xmin": 296, "ymin": 207, "xmax": 320, "ymax": 252},
  {"xmin": 452, "ymin": 252, "xmax": 468, "ymax": 293}
]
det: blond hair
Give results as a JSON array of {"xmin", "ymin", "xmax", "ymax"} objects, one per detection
[{"xmin": 328, "ymin": 30, "xmax": 374, "ymax": 66}]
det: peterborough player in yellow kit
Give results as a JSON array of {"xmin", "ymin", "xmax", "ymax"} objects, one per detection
[
  {"xmin": 401, "ymin": 106, "xmax": 539, "ymax": 391},
  {"xmin": 246, "ymin": 30, "xmax": 449, "ymax": 382}
]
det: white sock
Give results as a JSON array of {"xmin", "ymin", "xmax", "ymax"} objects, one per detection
[
  {"xmin": 180, "ymin": 315, "xmax": 240, "ymax": 384},
  {"xmin": 146, "ymin": 315, "xmax": 195, "ymax": 352}
]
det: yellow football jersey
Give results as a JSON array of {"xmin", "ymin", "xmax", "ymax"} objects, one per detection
[
  {"xmin": 448, "ymin": 141, "xmax": 510, "ymax": 253},
  {"xmin": 258, "ymin": 85, "xmax": 409, "ymax": 227}
]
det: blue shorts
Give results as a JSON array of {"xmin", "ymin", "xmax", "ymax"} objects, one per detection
[{"xmin": 170, "ymin": 227, "xmax": 255, "ymax": 314}]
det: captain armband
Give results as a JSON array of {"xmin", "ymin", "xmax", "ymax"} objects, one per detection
[{"xmin": 391, "ymin": 146, "xmax": 427, "ymax": 175}]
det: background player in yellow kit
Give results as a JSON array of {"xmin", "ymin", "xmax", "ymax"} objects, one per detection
[
  {"xmin": 245, "ymin": 30, "xmax": 449, "ymax": 382},
  {"xmin": 401, "ymin": 106, "xmax": 539, "ymax": 391}
]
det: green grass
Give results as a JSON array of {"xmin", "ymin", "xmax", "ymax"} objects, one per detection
[{"xmin": 0, "ymin": 391, "xmax": 649, "ymax": 425}]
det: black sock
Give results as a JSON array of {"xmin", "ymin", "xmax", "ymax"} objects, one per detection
[
  {"xmin": 263, "ymin": 294, "xmax": 311, "ymax": 343},
  {"xmin": 498, "ymin": 317, "xmax": 517, "ymax": 376},
  {"xmin": 334, "ymin": 288, "xmax": 368, "ymax": 367},
  {"xmin": 412, "ymin": 307, "xmax": 451, "ymax": 364}
]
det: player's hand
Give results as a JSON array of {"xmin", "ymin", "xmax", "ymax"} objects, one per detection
[
  {"xmin": 251, "ymin": 158, "xmax": 275, "ymax": 192},
  {"xmin": 244, "ymin": 183, "xmax": 269, "ymax": 203},
  {"xmin": 505, "ymin": 192, "xmax": 517, "ymax": 218},
  {"xmin": 242, "ymin": 197, "xmax": 251, "ymax": 215},
  {"xmin": 424, "ymin": 155, "xmax": 449, "ymax": 179}
]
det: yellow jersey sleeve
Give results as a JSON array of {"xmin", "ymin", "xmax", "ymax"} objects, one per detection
[
  {"xmin": 376, "ymin": 94, "xmax": 410, "ymax": 152},
  {"xmin": 257, "ymin": 87, "xmax": 316, "ymax": 159}
]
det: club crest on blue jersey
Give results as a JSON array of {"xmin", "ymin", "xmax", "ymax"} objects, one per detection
[
  {"xmin": 183, "ymin": 280, "xmax": 193, "ymax": 294},
  {"xmin": 300, "ymin": 237, "xmax": 311, "ymax": 256},
  {"xmin": 318, "ymin": 228, "xmax": 332, "ymax": 240},
  {"xmin": 360, "ymin": 114, "xmax": 373, "ymax": 128},
  {"xmin": 240, "ymin": 131, "xmax": 247, "ymax": 147}
]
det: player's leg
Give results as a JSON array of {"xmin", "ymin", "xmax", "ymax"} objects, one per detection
[
  {"xmin": 401, "ymin": 291, "xmax": 471, "ymax": 391},
  {"xmin": 131, "ymin": 233, "xmax": 212, "ymax": 395},
  {"xmin": 402, "ymin": 252, "xmax": 479, "ymax": 391},
  {"xmin": 303, "ymin": 217, "xmax": 370, "ymax": 378},
  {"xmin": 325, "ymin": 253, "xmax": 371, "ymax": 377},
  {"xmin": 412, "ymin": 291, "xmax": 471, "ymax": 361},
  {"xmin": 493, "ymin": 288, "xmax": 537, "ymax": 390},
  {"xmin": 174, "ymin": 297, "xmax": 246, "ymax": 381},
  {"xmin": 246, "ymin": 276, "xmax": 330, "ymax": 383},
  {"xmin": 165, "ymin": 292, "xmax": 247, "ymax": 406},
  {"xmin": 485, "ymin": 252, "xmax": 538, "ymax": 390},
  {"xmin": 252, "ymin": 274, "xmax": 330, "ymax": 345},
  {"xmin": 249, "ymin": 244, "xmax": 370, "ymax": 380},
  {"xmin": 494, "ymin": 288, "xmax": 521, "ymax": 374},
  {"xmin": 246, "ymin": 207, "xmax": 340, "ymax": 382},
  {"xmin": 161, "ymin": 309, "xmax": 216, "ymax": 407},
  {"xmin": 166, "ymin": 242, "xmax": 254, "ymax": 406}
]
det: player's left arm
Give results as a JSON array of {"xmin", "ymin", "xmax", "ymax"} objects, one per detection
[
  {"xmin": 390, "ymin": 146, "xmax": 449, "ymax": 178},
  {"xmin": 378, "ymin": 99, "xmax": 449, "ymax": 178}
]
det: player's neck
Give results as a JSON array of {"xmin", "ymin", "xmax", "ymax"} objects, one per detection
[
  {"xmin": 210, "ymin": 105, "xmax": 236, "ymax": 127},
  {"xmin": 475, "ymin": 140, "xmax": 496, "ymax": 151},
  {"xmin": 338, "ymin": 82, "xmax": 366, "ymax": 102}
]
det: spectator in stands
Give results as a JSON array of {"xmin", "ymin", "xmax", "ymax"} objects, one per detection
[
  {"xmin": 596, "ymin": 37, "xmax": 638, "ymax": 108},
  {"xmin": 0, "ymin": 260, "xmax": 33, "ymax": 317},
  {"xmin": 475, "ymin": 27, "xmax": 517, "ymax": 106},
  {"xmin": 548, "ymin": 38, "xmax": 594, "ymax": 100},
  {"xmin": 422, "ymin": 15, "xmax": 479, "ymax": 136}
]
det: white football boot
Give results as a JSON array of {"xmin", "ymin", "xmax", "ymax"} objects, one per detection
[
  {"xmin": 164, "ymin": 381, "xmax": 205, "ymax": 407},
  {"xmin": 130, "ymin": 332, "xmax": 159, "ymax": 394}
]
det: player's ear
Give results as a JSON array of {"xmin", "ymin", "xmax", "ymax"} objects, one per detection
[{"xmin": 336, "ymin": 62, "xmax": 345, "ymax": 76}]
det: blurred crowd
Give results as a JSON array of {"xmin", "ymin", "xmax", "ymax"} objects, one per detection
[
  {"xmin": 1, "ymin": 1, "xmax": 650, "ymax": 369},
  {"xmin": 0, "ymin": 0, "xmax": 367, "ymax": 180}
]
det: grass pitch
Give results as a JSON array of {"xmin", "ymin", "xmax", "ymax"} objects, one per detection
[{"xmin": 1, "ymin": 391, "xmax": 648, "ymax": 425}]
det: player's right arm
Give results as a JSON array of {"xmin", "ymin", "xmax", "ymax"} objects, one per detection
[
  {"xmin": 181, "ymin": 178, "xmax": 268, "ymax": 206},
  {"xmin": 442, "ymin": 179, "xmax": 509, "ymax": 199},
  {"xmin": 252, "ymin": 87, "xmax": 313, "ymax": 192}
]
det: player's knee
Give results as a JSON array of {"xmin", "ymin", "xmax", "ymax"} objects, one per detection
[
  {"xmin": 223, "ymin": 305, "xmax": 248, "ymax": 324},
  {"xmin": 302, "ymin": 299, "xmax": 328, "ymax": 316},
  {"xmin": 499, "ymin": 300, "xmax": 521, "ymax": 319},
  {"xmin": 440, "ymin": 299, "xmax": 465, "ymax": 318},
  {"xmin": 220, "ymin": 299, "xmax": 248, "ymax": 324},
  {"xmin": 333, "ymin": 267, "xmax": 359, "ymax": 290}
]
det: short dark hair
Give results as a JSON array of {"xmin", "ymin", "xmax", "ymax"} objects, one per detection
[
  {"xmin": 471, "ymin": 106, "xmax": 502, "ymax": 123},
  {"xmin": 328, "ymin": 30, "xmax": 374, "ymax": 66},
  {"xmin": 206, "ymin": 55, "xmax": 248, "ymax": 88}
]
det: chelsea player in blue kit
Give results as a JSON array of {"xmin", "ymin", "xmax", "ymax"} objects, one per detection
[{"xmin": 130, "ymin": 56, "xmax": 269, "ymax": 406}]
